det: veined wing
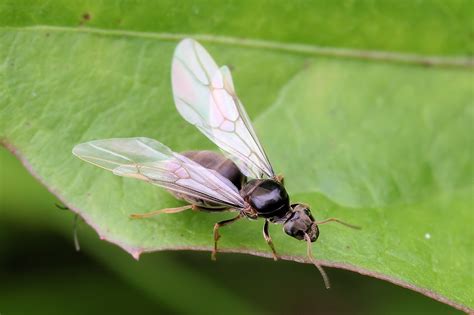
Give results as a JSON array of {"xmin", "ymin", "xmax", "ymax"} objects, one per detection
[
  {"xmin": 171, "ymin": 38, "xmax": 274, "ymax": 179},
  {"xmin": 72, "ymin": 137, "xmax": 245, "ymax": 208}
]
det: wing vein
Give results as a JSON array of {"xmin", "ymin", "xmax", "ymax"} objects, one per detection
[
  {"xmin": 90, "ymin": 143, "xmax": 133, "ymax": 162},
  {"xmin": 73, "ymin": 138, "xmax": 245, "ymax": 208},
  {"xmin": 172, "ymin": 38, "xmax": 275, "ymax": 179}
]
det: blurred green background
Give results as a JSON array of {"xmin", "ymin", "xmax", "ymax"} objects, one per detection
[{"xmin": 0, "ymin": 146, "xmax": 462, "ymax": 315}]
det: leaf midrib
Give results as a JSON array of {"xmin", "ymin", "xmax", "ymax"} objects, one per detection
[{"xmin": 2, "ymin": 25, "xmax": 473, "ymax": 68}]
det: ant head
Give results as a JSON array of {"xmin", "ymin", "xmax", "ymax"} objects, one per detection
[
  {"xmin": 283, "ymin": 203, "xmax": 329, "ymax": 288},
  {"xmin": 283, "ymin": 203, "xmax": 319, "ymax": 242}
]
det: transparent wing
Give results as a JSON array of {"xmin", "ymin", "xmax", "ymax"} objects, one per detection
[
  {"xmin": 172, "ymin": 38, "xmax": 274, "ymax": 179},
  {"xmin": 72, "ymin": 137, "xmax": 245, "ymax": 208}
]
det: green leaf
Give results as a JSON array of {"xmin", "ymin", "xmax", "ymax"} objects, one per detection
[
  {"xmin": 1, "ymin": 148, "xmax": 461, "ymax": 315},
  {"xmin": 1, "ymin": 1, "xmax": 472, "ymax": 312},
  {"xmin": 0, "ymin": 148, "xmax": 264, "ymax": 315}
]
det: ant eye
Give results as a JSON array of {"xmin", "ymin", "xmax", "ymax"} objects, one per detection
[{"xmin": 304, "ymin": 209, "xmax": 310, "ymax": 215}]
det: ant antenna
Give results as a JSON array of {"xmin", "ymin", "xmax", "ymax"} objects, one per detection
[
  {"xmin": 55, "ymin": 203, "xmax": 69, "ymax": 210},
  {"xmin": 316, "ymin": 218, "xmax": 361, "ymax": 230},
  {"xmin": 55, "ymin": 203, "xmax": 81, "ymax": 251},
  {"xmin": 304, "ymin": 233, "xmax": 330, "ymax": 289},
  {"xmin": 73, "ymin": 214, "xmax": 81, "ymax": 252}
]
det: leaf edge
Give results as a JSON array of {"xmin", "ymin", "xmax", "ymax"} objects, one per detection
[{"xmin": 1, "ymin": 140, "xmax": 471, "ymax": 314}]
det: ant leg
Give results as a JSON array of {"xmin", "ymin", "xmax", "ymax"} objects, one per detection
[
  {"xmin": 130, "ymin": 205, "xmax": 193, "ymax": 219},
  {"xmin": 263, "ymin": 220, "xmax": 278, "ymax": 261},
  {"xmin": 274, "ymin": 174, "xmax": 285, "ymax": 185},
  {"xmin": 212, "ymin": 214, "xmax": 242, "ymax": 261},
  {"xmin": 316, "ymin": 218, "xmax": 361, "ymax": 230}
]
